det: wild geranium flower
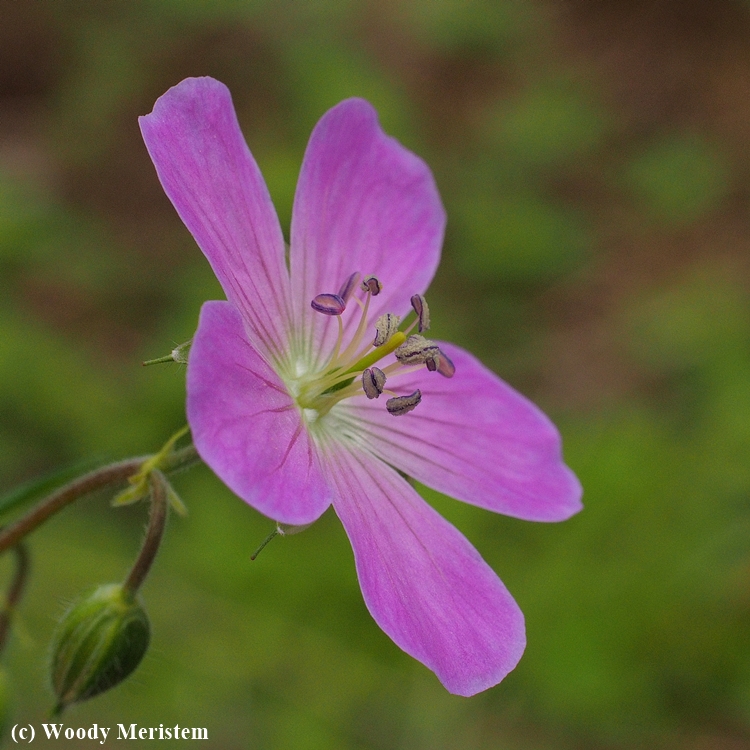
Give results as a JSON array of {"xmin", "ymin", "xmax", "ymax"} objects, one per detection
[{"xmin": 140, "ymin": 77, "xmax": 582, "ymax": 696}]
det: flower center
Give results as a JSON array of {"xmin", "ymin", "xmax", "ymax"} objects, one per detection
[{"xmin": 293, "ymin": 272, "xmax": 454, "ymax": 419}]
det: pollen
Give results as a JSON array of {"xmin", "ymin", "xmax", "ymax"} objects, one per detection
[
  {"xmin": 386, "ymin": 390, "xmax": 422, "ymax": 416},
  {"xmin": 362, "ymin": 367, "xmax": 386, "ymax": 399},
  {"xmin": 311, "ymin": 293, "xmax": 346, "ymax": 315},
  {"xmin": 374, "ymin": 314, "xmax": 401, "ymax": 347},
  {"xmin": 297, "ymin": 274, "xmax": 453, "ymax": 417},
  {"xmin": 395, "ymin": 335, "xmax": 440, "ymax": 368}
]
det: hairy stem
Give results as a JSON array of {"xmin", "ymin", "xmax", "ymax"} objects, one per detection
[
  {"xmin": 0, "ymin": 543, "xmax": 29, "ymax": 656},
  {"xmin": 250, "ymin": 527, "xmax": 279, "ymax": 561},
  {"xmin": 123, "ymin": 471, "xmax": 168, "ymax": 597},
  {"xmin": 0, "ymin": 458, "xmax": 146, "ymax": 555},
  {"xmin": 0, "ymin": 441, "xmax": 200, "ymax": 555}
]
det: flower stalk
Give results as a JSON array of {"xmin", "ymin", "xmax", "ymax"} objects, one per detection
[
  {"xmin": 0, "ymin": 435, "xmax": 199, "ymax": 556},
  {"xmin": 0, "ymin": 432, "xmax": 197, "ymax": 715},
  {"xmin": 122, "ymin": 472, "xmax": 168, "ymax": 597},
  {"xmin": 0, "ymin": 459, "xmax": 144, "ymax": 556},
  {"xmin": 0, "ymin": 544, "xmax": 29, "ymax": 657}
]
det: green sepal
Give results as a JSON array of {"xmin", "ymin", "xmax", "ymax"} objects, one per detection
[
  {"xmin": 111, "ymin": 485, "xmax": 144, "ymax": 507},
  {"xmin": 164, "ymin": 481, "xmax": 188, "ymax": 517},
  {"xmin": 50, "ymin": 584, "xmax": 150, "ymax": 714},
  {"xmin": 111, "ymin": 426, "xmax": 190, "ymax": 509}
]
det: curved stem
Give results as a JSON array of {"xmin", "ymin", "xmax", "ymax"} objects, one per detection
[
  {"xmin": 0, "ymin": 458, "xmax": 146, "ymax": 556},
  {"xmin": 0, "ymin": 441, "xmax": 201, "ymax": 556},
  {"xmin": 123, "ymin": 471, "xmax": 168, "ymax": 598},
  {"xmin": 0, "ymin": 543, "xmax": 29, "ymax": 656}
]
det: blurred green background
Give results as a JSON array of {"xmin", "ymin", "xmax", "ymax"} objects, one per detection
[{"xmin": 2, "ymin": 0, "xmax": 750, "ymax": 747}]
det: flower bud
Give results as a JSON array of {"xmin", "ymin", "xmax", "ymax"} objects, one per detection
[{"xmin": 50, "ymin": 584, "xmax": 150, "ymax": 713}]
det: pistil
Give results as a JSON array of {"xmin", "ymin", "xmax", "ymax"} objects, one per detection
[{"xmin": 300, "ymin": 273, "xmax": 453, "ymax": 417}]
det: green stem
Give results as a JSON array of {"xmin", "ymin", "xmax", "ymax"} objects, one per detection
[
  {"xmin": 0, "ymin": 458, "xmax": 145, "ymax": 555},
  {"xmin": 0, "ymin": 543, "xmax": 29, "ymax": 656},
  {"xmin": 123, "ymin": 472, "xmax": 168, "ymax": 598},
  {"xmin": 250, "ymin": 527, "xmax": 279, "ymax": 561},
  {"xmin": 0, "ymin": 442, "xmax": 201, "ymax": 555},
  {"xmin": 142, "ymin": 354, "xmax": 176, "ymax": 366}
]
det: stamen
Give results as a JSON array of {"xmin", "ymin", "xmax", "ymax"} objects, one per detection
[
  {"xmin": 361, "ymin": 275, "xmax": 382, "ymax": 296},
  {"xmin": 380, "ymin": 360, "xmax": 426, "ymax": 379},
  {"xmin": 327, "ymin": 315, "xmax": 345, "ymax": 366},
  {"xmin": 311, "ymin": 293, "xmax": 346, "ymax": 316},
  {"xmin": 386, "ymin": 390, "xmax": 422, "ymax": 416},
  {"xmin": 362, "ymin": 367, "xmax": 386, "ymax": 399},
  {"xmin": 338, "ymin": 272, "xmax": 361, "ymax": 303},
  {"xmin": 436, "ymin": 350, "xmax": 455, "ymax": 378},
  {"xmin": 299, "ymin": 276, "xmax": 450, "ymax": 417},
  {"xmin": 374, "ymin": 314, "xmax": 401, "ymax": 347},
  {"xmin": 394, "ymin": 335, "xmax": 440, "ymax": 368},
  {"xmin": 410, "ymin": 294, "xmax": 430, "ymax": 332},
  {"xmin": 343, "ymin": 331, "xmax": 406, "ymax": 376},
  {"xmin": 329, "ymin": 283, "xmax": 373, "ymax": 369}
]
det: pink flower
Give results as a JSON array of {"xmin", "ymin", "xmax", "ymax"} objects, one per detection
[{"xmin": 140, "ymin": 77, "xmax": 582, "ymax": 696}]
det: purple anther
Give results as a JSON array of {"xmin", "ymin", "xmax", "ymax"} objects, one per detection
[
  {"xmin": 362, "ymin": 367, "xmax": 386, "ymax": 399},
  {"xmin": 361, "ymin": 275, "xmax": 382, "ymax": 296},
  {"xmin": 410, "ymin": 294, "xmax": 430, "ymax": 332},
  {"xmin": 436, "ymin": 350, "xmax": 455, "ymax": 378},
  {"xmin": 386, "ymin": 390, "xmax": 422, "ymax": 416},
  {"xmin": 425, "ymin": 353, "xmax": 440, "ymax": 372},
  {"xmin": 337, "ymin": 271, "xmax": 361, "ymax": 303},
  {"xmin": 394, "ymin": 334, "xmax": 440, "ymax": 366},
  {"xmin": 311, "ymin": 293, "xmax": 346, "ymax": 316},
  {"xmin": 374, "ymin": 313, "xmax": 401, "ymax": 347}
]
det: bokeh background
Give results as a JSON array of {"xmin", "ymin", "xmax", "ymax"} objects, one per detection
[{"xmin": 2, "ymin": 0, "xmax": 750, "ymax": 747}]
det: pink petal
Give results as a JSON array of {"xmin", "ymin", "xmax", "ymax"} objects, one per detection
[
  {"xmin": 342, "ymin": 343, "xmax": 582, "ymax": 522},
  {"xmin": 324, "ymin": 443, "xmax": 525, "ymax": 696},
  {"xmin": 290, "ymin": 98, "xmax": 446, "ymax": 367},
  {"xmin": 140, "ymin": 77, "xmax": 293, "ymax": 365},
  {"xmin": 187, "ymin": 301, "xmax": 331, "ymax": 525}
]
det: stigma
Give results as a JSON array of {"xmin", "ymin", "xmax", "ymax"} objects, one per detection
[{"xmin": 294, "ymin": 273, "xmax": 454, "ymax": 418}]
